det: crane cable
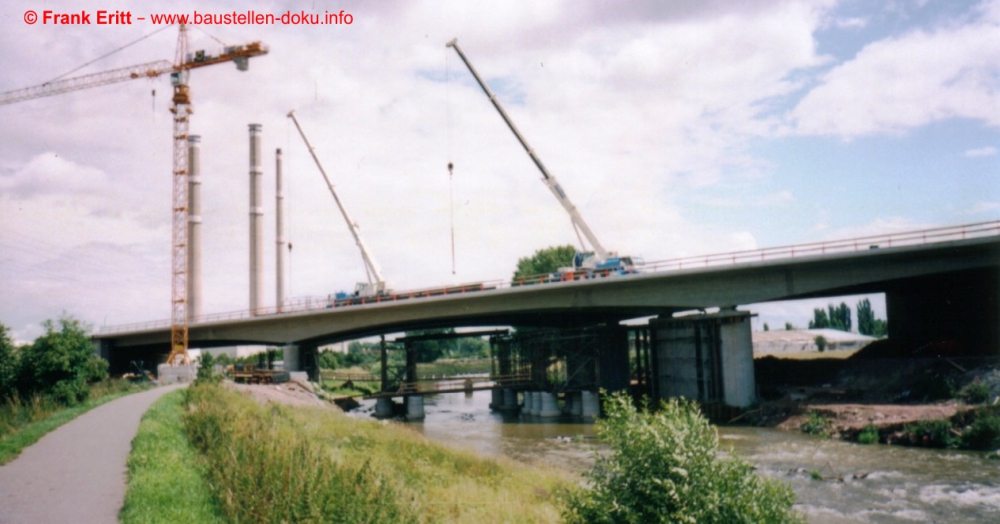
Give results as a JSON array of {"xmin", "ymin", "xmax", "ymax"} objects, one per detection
[
  {"xmin": 446, "ymin": 48, "xmax": 456, "ymax": 275},
  {"xmin": 46, "ymin": 25, "xmax": 172, "ymax": 84}
]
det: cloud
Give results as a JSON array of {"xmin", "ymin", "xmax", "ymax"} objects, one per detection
[
  {"xmin": 835, "ymin": 17, "xmax": 868, "ymax": 29},
  {"xmin": 791, "ymin": 1, "xmax": 1000, "ymax": 137},
  {"xmin": 962, "ymin": 202, "xmax": 1000, "ymax": 215},
  {"xmin": 965, "ymin": 146, "xmax": 997, "ymax": 157},
  {"xmin": 818, "ymin": 216, "xmax": 937, "ymax": 241}
]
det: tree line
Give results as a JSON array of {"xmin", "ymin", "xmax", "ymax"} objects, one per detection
[
  {"xmin": 0, "ymin": 317, "xmax": 109, "ymax": 406},
  {"xmin": 807, "ymin": 298, "xmax": 887, "ymax": 337}
]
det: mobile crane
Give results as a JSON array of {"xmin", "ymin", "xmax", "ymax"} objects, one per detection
[
  {"xmin": 1, "ymin": 25, "xmax": 268, "ymax": 364},
  {"xmin": 446, "ymin": 39, "xmax": 642, "ymax": 278},
  {"xmin": 286, "ymin": 110, "xmax": 390, "ymax": 302}
]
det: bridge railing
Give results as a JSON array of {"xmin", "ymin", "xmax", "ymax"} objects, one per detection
[
  {"xmin": 98, "ymin": 219, "xmax": 1000, "ymax": 335},
  {"xmin": 637, "ymin": 219, "xmax": 1000, "ymax": 274}
]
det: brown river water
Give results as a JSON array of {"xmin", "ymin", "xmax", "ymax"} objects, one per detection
[{"xmin": 351, "ymin": 390, "xmax": 1000, "ymax": 523}]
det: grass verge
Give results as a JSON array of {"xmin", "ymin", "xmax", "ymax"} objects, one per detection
[
  {"xmin": 120, "ymin": 389, "xmax": 223, "ymax": 524},
  {"xmin": 184, "ymin": 383, "xmax": 571, "ymax": 523},
  {"xmin": 0, "ymin": 380, "xmax": 147, "ymax": 465}
]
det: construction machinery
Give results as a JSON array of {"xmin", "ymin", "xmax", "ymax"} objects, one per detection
[
  {"xmin": 286, "ymin": 110, "xmax": 390, "ymax": 301},
  {"xmin": 1, "ymin": 25, "xmax": 268, "ymax": 364},
  {"xmin": 446, "ymin": 38, "xmax": 642, "ymax": 277}
]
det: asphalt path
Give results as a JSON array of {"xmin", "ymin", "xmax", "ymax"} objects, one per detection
[{"xmin": 0, "ymin": 384, "xmax": 185, "ymax": 524}]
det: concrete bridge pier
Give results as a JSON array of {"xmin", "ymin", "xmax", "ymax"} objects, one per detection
[
  {"xmin": 406, "ymin": 396, "xmax": 425, "ymax": 420},
  {"xmin": 569, "ymin": 391, "xmax": 583, "ymax": 417},
  {"xmin": 581, "ymin": 390, "xmax": 600, "ymax": 419},
  {"xmin": 283, "ymin": 344, "xmax": 320, "ymax": 382},
  {"xmin": 501, "ymin": 388, "xmax": 519, "ymax": 412},
  {"xmin": 490, "ymin": 388, "xmax": 503, "ymax": 411},
  {"xmin": 523, "ymin": 391, "xmax": 535, "ymax": 416},
  {"xmin": 375, "ymin": 398, "xmax": 394, "ymax": 418},
  {"xmin": 538, "ymin": 391, "xmax": 560, "ymax": 418},
  {"xmin": 650, "ymin": 310, "xmax": 755, "ymax": 408},
  {"xmin": 532, "ymin": 390, "xmax": 543, "ymax": 415}
]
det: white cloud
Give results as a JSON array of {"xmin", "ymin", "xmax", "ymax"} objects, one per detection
[
  {"xmin": 791, "ymin": 2, "xmax": 1000, "ymax": 137},
  {"xmin": 818, "ymin": 216, "xmax": 937, "ymax": 241},
  {"xmin": 965, "ymin": 146, "xmax": 997, "ymax": 157},
  {"xmin": 962, "ymin": 202, "xmax": 1000, "ymax": 215},
  {"xmin": 835, "ymin": 17, "xmax": 868, "ymax": 29}
]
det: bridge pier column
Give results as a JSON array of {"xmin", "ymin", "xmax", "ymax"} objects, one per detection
[
  {"xmin": 523, "ymin": 391, "xmax": 535, "ymax": 416},
  {"xmin": 502, "ymin": 388, "xmax": 518, "ymax": 412},
  {"xmin": 581, "ymin": 390, "xmax": 600, "ymax": 419},
  {"xmin": 538, "ymin": 391, "xmax": 560, "ymax": 418},
  {"xmin": 406, "ymin": 395, "xmax": 425, "ymax": 421},
  {"xmin": 650, "ymin": 310, "xmax": 756, "ymax": 408},
  {"xmin": 375, "ymin": 397, "xmax": 394, "ymax": 418},
  {"xmin": 490, "ymin": 387, "xmax": 503, "ymax": 411},
  {"xmin": 569, "ymin": 391, "xmax": 583, "ymax": 417}
]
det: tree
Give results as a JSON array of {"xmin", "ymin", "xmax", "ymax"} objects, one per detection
[
  {"xmin": 16, "ymin": 316, "xmax": 108, "ymax": 405},
  {"xmin": 512, "ymin": 245, "xmax": 576, "ymax": 282},
  {"xmin": 808, "ymin": 308, "xmax": 829, "ymax": 329},
  {"xmin": 763, "ymin": 323, "xmax": 770, "ymax": 332},
  {"xmin": 564, "ymin": 393, "xmax": 801, "ymax": 524},
  {"xmin": 857, "ymin": 298, "xmax": 887, "ymax": 337},
  {"xmin": 785, "ymin": 322, "xmax": 794, "ymax": 331},
  {"xmin": 809, "ymin": 303, "xmax": 850, "ymax": 332},
  {"xmin": 196, "ymin": 352, "xmax": 217, "ymax": 383},
  {"xmin": 407, "ymin": 328, "xmax": 455, "ymax": 363},
  {"xmin": 814, "ymin": 335, "xmax": 828, "ymax": 352},
  {"xmin": 0, "ymin": 323, "xmax": 17, "ymax": 400}
]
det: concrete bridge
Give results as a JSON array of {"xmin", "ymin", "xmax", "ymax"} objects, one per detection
[{"xmin": 95, "ymin": 221, "xmax": 1000, "ymax": 411}]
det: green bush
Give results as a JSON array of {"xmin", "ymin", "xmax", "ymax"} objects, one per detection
[
  {"xmin": 958, "ymin": 382, "xmax": 990, "ymax": 404},
  {"xmin": 858, "ymin": 424, "xmax": 879, "ymax": 445},
  {"xmin": 195, "ymin": 352, "xmax": 216, "ymax": 384},
  {"xmin": 801, "ymin": 411, "xmax": 832, "ymax": 436},
  {"xmin": 15, "ymin": 317, "xmax": 107, "ymax": 405},
  {"xmin": 903, "ymin": 419, "xmax": 959, "ymax": 448},
  {"xmin": 962, "ymin": 406, "xmax": 1000, "ymax": 451},
  {"xmin": 563, "ymin": 393, "xmax": 802, "ymax": 524}
]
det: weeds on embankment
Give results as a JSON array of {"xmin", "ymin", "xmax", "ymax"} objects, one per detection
[
  {"xmin": 0, "ymin": 379, "xmax": 147, "ymax": 464},
  {"xmin": 182, "ymin": 383, "xmax": 570, "ymax": 523},
  {"xmin": 120, "ymin": 390, "xmax": 224, "ymax": 523}
]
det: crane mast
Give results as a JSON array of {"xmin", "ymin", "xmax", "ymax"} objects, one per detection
[
  {"xmin": 446, "ymin": 38, "xmax": 610, "ymax": 263},
  {"xmin": 1, "ymin": 24, "xmax": 268, "ymax": 365},
  {"xmin": 287, "ymin": 110, "xmax": 387, "ymax": 295}
]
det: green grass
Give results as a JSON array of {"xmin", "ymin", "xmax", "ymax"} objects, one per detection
[
  {"xmin": 183, "ymin": 383, "xmax": 571, "ymax": 523},
  {"xmin": 0, "ymin": 380, "xmax": 146, "ymax": 465},
  {"xmin": 120, "ymin": 389, "xmax": 224, "ymax": 524}
]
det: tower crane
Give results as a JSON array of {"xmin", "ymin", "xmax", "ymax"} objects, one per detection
[
  {"xmin": 287, "ymin": 110, "xmax": 389, "ymax": 299},
  {"xmin": 446, "ymin": 38, "xmax": 642, "ymax": 276},
  {"xmin": 1, "ymin": 25, "xmax": 268, "ymax": 364}
]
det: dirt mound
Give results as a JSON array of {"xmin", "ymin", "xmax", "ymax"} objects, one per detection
[{"xmin": 225, "ymin": 380, "xmax": 336, "ymax": 410}]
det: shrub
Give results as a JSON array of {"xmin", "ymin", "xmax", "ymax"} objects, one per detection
[
  {"xmin": 903, "ymin": 419, "xmax": 959, "ymax": 448},
  {"xmin": 563, "ymin": 393, "xmax": 802, "ymax": 524},
  {"xmin": 958, "ymin": 381, "xmax": 990, "ymax": 404},
  {"xmin": 194, "ymin": 352, "xmax": 216, "ymax": 384},
  {"xmin": 814, "ymin": 336, "xmax": 827, "ymax": 352},
  {"xmin": 962, "ymin": 406, "xmax": 1000, "ymax": 451},
  {"xmin": 858, "ymin": 424, "xmax": 879, "ymax": 445},
  {"xmin": 16, "ymin": 317, "xmax": 107, "ymax": 405},
  {"xmin": 801, "ymin": 411, "xmax": 832, "ymax": 437}
]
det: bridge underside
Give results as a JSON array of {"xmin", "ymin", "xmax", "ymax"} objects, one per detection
[{"xmin": 96, "ymin": 236, "xmax": 1000, "ymax": 374}]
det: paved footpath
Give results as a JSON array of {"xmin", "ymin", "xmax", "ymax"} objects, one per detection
[{"xmin": 0, "ymin": 384, "xmax": 185, "ymax": 524}]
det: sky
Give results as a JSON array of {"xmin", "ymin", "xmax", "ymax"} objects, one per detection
[{"xmin": 1, "ymin": 0, "xmax": 997, "ymax": 343}]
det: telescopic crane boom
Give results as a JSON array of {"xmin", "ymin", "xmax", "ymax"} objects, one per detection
[
  {"xmin": 446, "ymin": 38, "xmax": 611, "ymax": 265},
  {"xmin": 287, "ymin": 110, "xmax": 387, "ymax": 296}
]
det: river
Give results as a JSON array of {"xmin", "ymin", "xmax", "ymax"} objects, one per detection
[{"xmin": 352, "ymin": 390, "xmax": 1000, "ymax": 523}]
